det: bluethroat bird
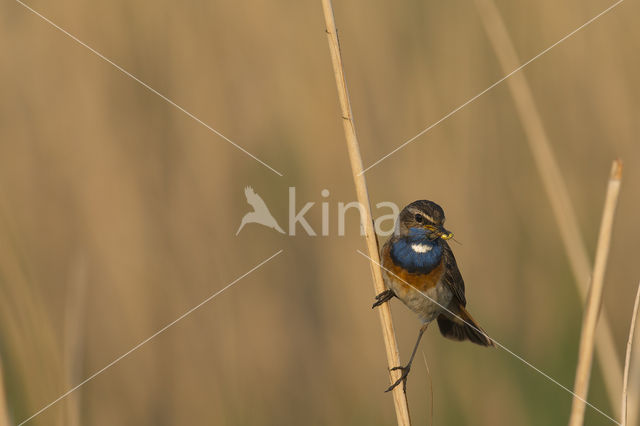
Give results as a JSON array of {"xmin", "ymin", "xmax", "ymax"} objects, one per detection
[{"xmin": 373, "ymin": 200, "xmax": 494, "ymax": 392}]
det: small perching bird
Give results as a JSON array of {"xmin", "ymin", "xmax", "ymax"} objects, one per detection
[
  {"xmin": 373, "ymin": 200, "xmax": 493, "ymax": 392},
  {"xmin": 236, "ymin": 186, "xmax": 285, "ymax": 235}
]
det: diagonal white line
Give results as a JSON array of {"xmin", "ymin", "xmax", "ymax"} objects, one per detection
[
  {"xmin": 15, "ymin": 0, "xmax": 284, "ymax": 177},
  {"xmin": 17, "ymin": 249, "xmax": 284, "ymax": 426},
  {"xmin": 359, "ymin": 0, "xmax": 624, "ymax": 176},
  {"xmin": 357, "ymin": 249, "xmax": 620, "ymax": 425}
]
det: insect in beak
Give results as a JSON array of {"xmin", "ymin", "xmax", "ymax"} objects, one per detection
[
  {"xmin": 424, "ymin": 225, "xmax": 453, "ymax": 240},
  {"xmin": 438, "ymin": 227, "xmax": 454, "ymax": 240}
]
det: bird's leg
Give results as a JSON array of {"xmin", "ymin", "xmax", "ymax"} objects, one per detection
[
  {"xmin": 386, "ymin": 323, "xmax": 429, "ymax": 393},
  {"xmin": 372, "ymin": 289, "xmax": 395, "ymax": 308}
]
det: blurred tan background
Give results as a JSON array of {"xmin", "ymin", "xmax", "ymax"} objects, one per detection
[{"xmin": 1, "ymin": 0, "xmax": 639, "ymax": 425}]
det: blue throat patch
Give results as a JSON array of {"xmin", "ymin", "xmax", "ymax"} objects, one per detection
[{"xmin": 390, "ymin": 228, "xmax": 443, "ymax": 274}]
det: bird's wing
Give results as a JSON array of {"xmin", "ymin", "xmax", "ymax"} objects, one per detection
[{"xmin": 441, "ymin": 242, "xmax": 467, "ymax": 307}]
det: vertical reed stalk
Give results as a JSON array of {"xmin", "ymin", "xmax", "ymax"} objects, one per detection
[
  {"xmin": 621, "ymin": 281, "xmax": 640, "ymax": 426},
  {"xmin": 320, "ymin": 1, "xmax": 411, "ymax": 424},
  {"xmin": 64, "ymin": 255, "xmax": 87, "ymax": 426},
  {"xmin": 474, "ymin": 0, "xmax": 623, "ymax": 416},
  {"xmin": 421, "ymin": 352, "xmax": 434, "ymax": 426},
  {"xmin": 628, "ymin": 335, "xmax": 640, "ymax": 426},
  {"xmin": 0, "ymin": 354, "xmax": 9, "ymax": 426},
  {"xmin": 568, "ymin": 160, "xmax": 622, "ymax": 426},
  {"xmin": 0, "ymin": 191, "xmax": 65, "ymax": 425}
]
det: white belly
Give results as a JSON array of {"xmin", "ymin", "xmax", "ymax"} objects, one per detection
[{"xmin": 384, "ymin": 274, "xmax": 453, "ymax": 323}]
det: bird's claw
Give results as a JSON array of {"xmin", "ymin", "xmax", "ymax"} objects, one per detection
[
  {"xmin": 385, "ymin": 365, "xmax": 410, "ymax": 393},
  {"xmin": 372, "ymin": 289, "xmax": 394, "ymax": 309}
]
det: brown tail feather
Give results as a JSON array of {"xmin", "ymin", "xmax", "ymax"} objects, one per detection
[{"xmin": 437, "ymin": 305, "xmax": 494, "ymax": 347}]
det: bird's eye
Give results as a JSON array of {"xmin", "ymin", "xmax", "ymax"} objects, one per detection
[{"xmin": 414, "ymin": 214, "xmax": 424, "ymax": 223}]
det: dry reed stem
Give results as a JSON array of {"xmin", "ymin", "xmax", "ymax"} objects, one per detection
[
  {"xmin": 421, "ymin": 352, "xmax": 434, "ymax": 426},
  {"xmin": 320, "ymin": 1, "xmax": 411, "ymax": 424},
  {"xmin": 621, "ymin": 282, "xmax": 640, "ymax": 426},
  {"xmin": 474, "ymin": 0, "xmax": 623, "ymax": 416},
  {"xmin": 0, "ymin": 354, "xmax": 9, "ymax": 426},
  {"xmin": 63, "ymin": 255, "xmax": 88, "ymax": 426},
  {"xmin": 568, "ymin": 160, "xmax": 622, "ymax": 426},
  {"xmin": 628, "ymin": 335, "xmax": 640, "ymax": 426},
  {"xmin": 0, "ymin": 191, "xmax": 65, "ymax": 425}
]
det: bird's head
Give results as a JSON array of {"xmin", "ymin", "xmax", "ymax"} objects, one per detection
[{"xmin": 394, "ymin": 200, "xmax": 453, "ymax": 241}]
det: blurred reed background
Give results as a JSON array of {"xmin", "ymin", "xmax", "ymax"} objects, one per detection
[{"xmin": 1, "ymin": 0, "xmax": 639, "ymax": 425}]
